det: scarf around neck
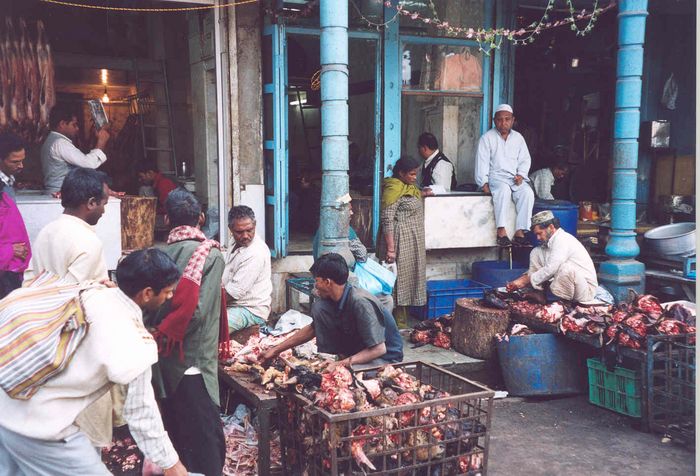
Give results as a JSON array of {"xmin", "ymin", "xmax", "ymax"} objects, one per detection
[
  {"xmin": 381, "ymin": 177, "xmax": 422, "ymax": 209},
  {"xmin": 154, "ymin": 225, "xmax": 231, "ymax": 361}
]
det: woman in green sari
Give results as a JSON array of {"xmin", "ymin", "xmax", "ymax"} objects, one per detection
[{"xmin": 377, "ymin": 156, "xmax": 428, "ymax": 326}]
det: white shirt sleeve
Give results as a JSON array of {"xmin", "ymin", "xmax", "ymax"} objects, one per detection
[
  {"xmin": 474, "ymin": 135, "xmax": 491, "ymax": 188},
  {"xmin": 531, "ymin": 169, "xmax": 555, "ymax": 200},
  {"xmin": 432, "ymin": 160, "xmax": 454, "ymax": 191},
  {"xmin": 516, "ymin": 135, "xmax": 532, "ymax": 178},
  {"xmin": 224, "ymin": 249, "xmax": 265, "ymax": 301},
  {"xmin": 55, "ymin": 139, "xmax": 107, "ymax": 169},
  {"xmin": 530, "ymin": 233, "xmax": 567, "ymax": 288},
  {"xmin": 123, "ymin": 369, "xmax": 179, "ymax": 470}
]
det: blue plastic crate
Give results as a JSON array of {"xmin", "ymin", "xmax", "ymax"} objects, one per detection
[{"xmin": 425, "ymin": 279, "xmax": 491, "ymax": 319}]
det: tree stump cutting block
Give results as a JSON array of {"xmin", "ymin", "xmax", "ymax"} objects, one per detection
[
  {"xmin": 452, "ymin": 298, "xmax": 510, "ymax": 360},
  {"xmin": 120, "ymin": 195, "xmax": 157, "ymax": 250}
]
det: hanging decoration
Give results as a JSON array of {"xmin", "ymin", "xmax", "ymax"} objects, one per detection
[
  {"xmin": 39, "ymin": 0, "xmax": 259, "ymax": 13},
  {"xmin": 0, "ymin": 18, "xmax": 55, "ymax": 144}
]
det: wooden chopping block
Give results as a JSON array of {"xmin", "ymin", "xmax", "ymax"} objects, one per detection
[
  {"xmin": 452, "ymin": 298, "xmax": 509, "ymax": 360},
  {"xmin": 120, "ymin": 195, "xmax": 157, "ymax": 250}
]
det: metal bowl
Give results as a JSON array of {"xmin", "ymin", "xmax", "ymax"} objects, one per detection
[{"xmin": 643, "ymin": 222, "xmax": 696, "ymax": 257}]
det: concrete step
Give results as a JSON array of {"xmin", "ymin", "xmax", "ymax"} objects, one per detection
[{"xmin": 399, "ymin": 332, "xmax": 486, "ymax": 375}]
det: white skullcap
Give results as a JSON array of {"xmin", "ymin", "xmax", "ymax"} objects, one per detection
[{"xmin": 495, "ymin": 104, "xmax": 513, "ymax": 114}]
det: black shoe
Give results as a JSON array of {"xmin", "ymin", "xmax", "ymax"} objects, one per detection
[
  {"xmin": 512, "ymin": 235, "xmax": 532, "ymax": 247},
  {"xmin": 497, "ymin": 235, "xmax": 512, "ymax": 247}
]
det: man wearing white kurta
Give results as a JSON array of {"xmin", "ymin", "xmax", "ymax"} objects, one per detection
[
  {"xmin": 529, "ymin": 163, "xmax": 569, "ymax": 200},
  {"xmin": 223, "ymin": 206, "xmax": 272, "ymax": 333},
  {"xmin": 475, "ymin": 104, "xmax": 535, "ymax": 247},
  {"xmin": 506, "ymin": 210, "xmax": 598, "ymax": 303}
]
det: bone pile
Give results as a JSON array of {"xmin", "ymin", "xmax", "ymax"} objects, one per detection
[
  {"xmin": 0, "ymin": 18, "xmax": 55, "ymax": 143},
  {"xmin": 509, "ymin": 292, "xmax": 695, "ymax": 349}
]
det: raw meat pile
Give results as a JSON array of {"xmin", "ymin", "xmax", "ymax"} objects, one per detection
[
  {"xmin": 101, "ymin": 428, "xmax": 143, "ymax": 475},
  {"xmin": 279, "ymin": 364, "xmax": 486, "ymax": 474},
  {"xmin": 510, "ymin": 292, "xmax": 695, "ymax": 349},
  {"xmin": 409, "ymin": 314, "xmax": 454, "ymax": 349}
]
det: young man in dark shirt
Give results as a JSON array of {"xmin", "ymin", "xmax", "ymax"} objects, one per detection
[{"xmin": 261, "ymin": 253, "xmax": 403, "ymax": 369}]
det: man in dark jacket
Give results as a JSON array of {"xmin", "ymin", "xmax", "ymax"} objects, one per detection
[{"xmin": 417, "ymin": 132, "xmax": 456, "ymax": 192}]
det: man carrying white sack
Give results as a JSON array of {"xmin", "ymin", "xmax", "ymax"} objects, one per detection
[
  {"xmin": 506, "ymin": 210, "xmax": 598, "ymax": 303},
  {"xmin": 475, "ymin": 103, "xmax": 535, "ymax": 247}
]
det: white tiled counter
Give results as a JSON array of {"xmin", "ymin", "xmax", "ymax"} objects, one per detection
[
  {"xmin": 424, "ymin": 192, "xmax": 516, "ymax": 249},
  {"xmin": 15, "ymin": 192, "xmax": 122, "ymax": 271}
]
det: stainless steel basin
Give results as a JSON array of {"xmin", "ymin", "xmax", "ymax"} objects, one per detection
[{"xmin": 643, "ymin": 222, "xmax": 696, "ymax": 257}]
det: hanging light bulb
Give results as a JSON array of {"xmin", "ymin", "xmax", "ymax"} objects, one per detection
[{"xmin": 101, "ymin": 87, "xmax": 110, "ymax": 103}]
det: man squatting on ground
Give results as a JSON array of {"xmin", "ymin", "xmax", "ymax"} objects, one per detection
[{"xmin": 506, "ymin": 210, "xmax": 599, "ymax": 303}]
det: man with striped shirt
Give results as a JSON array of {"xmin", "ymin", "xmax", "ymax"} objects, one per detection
[{"xmin": 0, "ymin": 249, "xmax": 187, "ymax": 476}]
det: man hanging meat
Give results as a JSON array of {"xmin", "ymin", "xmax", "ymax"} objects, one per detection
[
  {"xmin": 41, "ymin": 103, "xmax": 110, "ymax": 193},
  {"xmin": 260, "ymin": 253, "xmax": 403, "ymax": 370},
  {"xmin": 474, "ymin": 104, "xmax": 535, "ymax": 247},
  {"xmin": 506, "ymin": 210, "xmax": 600, "ymax": 304}
]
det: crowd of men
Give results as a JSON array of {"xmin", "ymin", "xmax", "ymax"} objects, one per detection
[{"xmin": 0, "ymin": 100, "xmax": 603, "ymax": 475}]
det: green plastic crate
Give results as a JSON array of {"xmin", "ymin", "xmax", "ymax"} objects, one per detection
[{"xmin": 587, "ymin": 358, "xmax": 642, "ymax": 418}]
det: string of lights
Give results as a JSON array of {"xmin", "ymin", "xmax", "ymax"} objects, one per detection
[{"xmin": 39, "ymin": 0, "xmax": 259, "ymax": 13}]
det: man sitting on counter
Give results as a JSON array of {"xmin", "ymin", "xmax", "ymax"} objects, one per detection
[
  {"xmin": 475, "ymin": 103, "xmax": 535, "ymax": 247},
  {"xmin": 41, "ymin": 103, "xmax": 110, "ymax": 194},
  {"xmin": 260, "ymin": 253, "xmax": 403, "ymax": 370},
  {"xmin": 506, "ymin": 210, "xmax": 599, "ymax": 304}
]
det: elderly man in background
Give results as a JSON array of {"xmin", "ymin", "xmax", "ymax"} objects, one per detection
[
  {"xmin": 223, "ymin": 205, "xmax": 272, "ymax": 333},
  {"xmin": 41, "ymin": 103, "xmax": 110, "ymax": 193},
  {"xmin": 475, "ymin": 104, "xmax": 535, "ymax": 247},
  {"xmin": 506, "ymin": 210, "xmax": 598, "ymax": 303},
  {"xmin": 530, "ymin": 162, "xmax": 570, "ymax": 200}
]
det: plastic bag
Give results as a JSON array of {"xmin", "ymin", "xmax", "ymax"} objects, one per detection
[
  {"xmin": 661, "ymin": 73, "xmax": 678, "ymax": 110},
  {"xmin": 355, "ymin": 258, "xmax": 396, "ymax": 295}
]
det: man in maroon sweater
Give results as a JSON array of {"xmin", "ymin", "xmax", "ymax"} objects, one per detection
[{"xmin": 137, "ymin": 163, "xmax": 178, "ymax": 213}]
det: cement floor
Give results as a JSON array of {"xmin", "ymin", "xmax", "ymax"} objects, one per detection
[{"xmin": 487, "ymin": 395, "xmax": 695, "ymax": 476}]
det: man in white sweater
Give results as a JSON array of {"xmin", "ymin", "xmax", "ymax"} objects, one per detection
[
  {"xmin": 27, "ymin": 167, "xmax": 110, "ymax": 283},
  {"xmin": 223, "ymin": 205, "xmax": 272, "ymax": 333},
  {"xmin": 0, "ymin": 249, "xmax": 187, "ymax": 476}
]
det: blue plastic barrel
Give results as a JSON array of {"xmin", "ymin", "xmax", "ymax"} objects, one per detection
[
  {"xmin": 533, "ymin": 199, "xmax": 578, "ymax": 234},
  {"xmin": 496, "ymin": 333, "xmax": 585, "ymax": 396},
  {"xmin": 472, "ymin": 260, "xmax": 528, "ymax": 289}
]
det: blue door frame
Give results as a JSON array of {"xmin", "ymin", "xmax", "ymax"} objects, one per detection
[
  {"xmin": 265, "ymin": 25, "xmax": 382, "ymax": 256},
  {"xmin": 263, "ymin": 24, "xmax": 289, "ymax": 257}
]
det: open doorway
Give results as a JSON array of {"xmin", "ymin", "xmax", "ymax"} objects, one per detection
[
  {"xmin": 513, "ymin": 3, "xmax": 617, "ymax": 203},
  {"xmin": 286, "ymin": 33, "xmax": 379, "ymax": 253}
]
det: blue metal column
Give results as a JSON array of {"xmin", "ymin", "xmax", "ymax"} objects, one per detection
[
  {"xmin": 383, "ymin": 0, "xmax": 401, "ymax": 176},
  {"xmin": 598, "ymin": 0, "xmax": 648, "ymax": 302},
  {"xmin": 317, "ymin": 0, "xmax": 352, "ymax": 262}
]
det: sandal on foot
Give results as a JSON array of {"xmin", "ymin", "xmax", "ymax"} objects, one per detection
[
  {"xmin": 512, "ymin": 235, "xmax": 532, "ymax": 247},
  {"xmin": 496, "ymin": 235, "xmax": 512, "ymax": 247}
]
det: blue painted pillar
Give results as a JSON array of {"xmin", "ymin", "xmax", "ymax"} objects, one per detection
[
  {"xmin": 383, "ymin": 0, "xmax": 401, "ymax": 176},
  {"xmin": 317, "ymin": 0, "xmax": 353, "ymax": 263},
  {"xmin": 598, "ymin": 0, "xmax": 648, "ymax": 302}
]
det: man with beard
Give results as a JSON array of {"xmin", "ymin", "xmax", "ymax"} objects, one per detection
[{"xmin": 506, "ymin": 210, "xmax": 598, "ymax": 303}]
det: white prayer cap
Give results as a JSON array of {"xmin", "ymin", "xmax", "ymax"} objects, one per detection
[
  {"xmin": 495, "ymin": 104, "xmax": 513, "ymax": 114},
  {"xmin": 531, "ymin": 210, "xmax": 555, "ymax": 226}
]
